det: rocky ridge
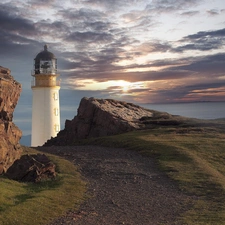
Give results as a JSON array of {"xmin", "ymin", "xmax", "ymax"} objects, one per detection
[
  {"xmin": 45, "ymin": 97, "xmax": 156, "ymax": 145},
  {"xmin": 45, "ymin": 97, "xmax": 183, "ymax": 146},
  {"xmin": 0, "ymin": 66, "xmax": 22, "ymax": 174}
]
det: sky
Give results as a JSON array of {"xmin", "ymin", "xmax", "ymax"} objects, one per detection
[{"xmin": 0, "ymin": 0, "xmax": 225, "ymax": 136}]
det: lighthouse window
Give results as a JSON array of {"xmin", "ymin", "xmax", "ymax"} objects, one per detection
[
  {"xmin": 53, "ymin": 92, "xmax": 58, "ymax": 100},
  {"xmin": 55, "ymin": 124, "xmax": 60, "ymax": 132},
  {"xmin": 40, "ymin": 60, "xmax": 52, "ymax": 73},
  {"xmin": 54, "ymin": 108, "xmax": 59, "ymax": 116}
]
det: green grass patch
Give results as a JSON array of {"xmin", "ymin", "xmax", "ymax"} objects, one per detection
[
  {"xmin": 0, "ymin": 146, "xmax": 86, "ymax": 225},
  {"xmin": 77, "ymin": 123, "xmax": 225, "ymax": 225}
]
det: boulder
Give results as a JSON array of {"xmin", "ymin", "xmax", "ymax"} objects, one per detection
[
  {"xmin": 45, "ymin": 97, "xmax": 156, "ymax": 145},
  {"xmin": 0, "ymin": 66, "xmax": 22, "ymax": 174},
  {"xmin": 6, "ymin": 154, "xmax": 56, "ymax": 182}
]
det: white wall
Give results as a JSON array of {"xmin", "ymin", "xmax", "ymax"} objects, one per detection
[{"xmin": 31, "ymin": 86, "xmax": 60, "ymax": 146}]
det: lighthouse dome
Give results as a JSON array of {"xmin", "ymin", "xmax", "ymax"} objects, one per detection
[
  {"xmin": 35, "ymin": 44, "xmax": 56, "ymax": 60},
  {"xmin": 34, "ymin": 45, "xmax": 57, "ymax": 74}
]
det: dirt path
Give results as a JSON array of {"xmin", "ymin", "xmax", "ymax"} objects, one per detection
[{"xmin": 39, "ymin": 146, "xmax": 192, "ymax": 225}]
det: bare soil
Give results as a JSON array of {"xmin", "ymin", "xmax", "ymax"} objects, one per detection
[{"xmin": 38, "ymin": 146, "xmax": 193, "ymax": 225}]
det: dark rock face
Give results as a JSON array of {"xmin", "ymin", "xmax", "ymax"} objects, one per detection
[
  {"xmin": 0, "ymin": 66, "xmax": 22, "ymax": 174},
  {"xmin": 45, "ymin": 97, "xmax": 155, "ymax": 145},
  {"xmin": 6, "ymin": 154, "xmax": 56, "ymax": 182},
  {"xmin": 66, "ymin": 97, "xmax": 154, "ymax": 137}
]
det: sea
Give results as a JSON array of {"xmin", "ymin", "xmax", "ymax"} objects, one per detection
[{"xmin": 140, "ymin": 102, "xmax": 225, "ymax": 120}]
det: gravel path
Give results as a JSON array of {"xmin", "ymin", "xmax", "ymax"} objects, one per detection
[{"xmin": 38, "ymin": 146, "xmax": 193, "ymax": 225}]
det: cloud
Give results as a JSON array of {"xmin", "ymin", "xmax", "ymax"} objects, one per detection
[
  {"xmin": 59, "ymin": 8, "xmax": 107, "ymax": 25},
  {"xmin": 27, "ymin": 0, "xmax": 57, "ymax": 8},
  {"xmin": 60, "ymin": 35, "xmax": 225, "ymax": 86},
  {"xmin": 142, "ymin": 53, "xmax": 225, "ymax": 81},
  {"xmin": 132, "ymin": 41, "xmax": 172, "ymax": 54},
  {"xmin": 174, "ymin": 53, "xmax": 225, "ymax": 75},
  {"xmin": 35, "ymin": 20, "xmax": 70, "ymax": 38},
  {"xmin": 173, "ymin": 27, "xmax": 225, "ymax": 52},
  {"xmin": 180, "ymin": 10, "xmax": 199, "ymax": 16},
  {"xmin": 146, "ymin": 0, "xmax": 201, "ymax": 13},
  {"xmin": 66, "ymin": 31, "xmax": 114, "ymax": 43},
  {"xmin": 82, "ymin": 0, "xmax": 147, "ymax": 11},
  {"xmin": 183, "ymin": 27, "xmax": 225, "ymax": 40},
  {"xmin": 207, "ymin": 9, "xmax": 220, "ymax": 16},
  {"xmin": 0, "ymin": 6, "xmax": 35, "ymax": 36}
]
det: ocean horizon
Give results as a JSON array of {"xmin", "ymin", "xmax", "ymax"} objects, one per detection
[{"xmin": 140, "ymin": 102, "xmax": 225, "ymax": 120}]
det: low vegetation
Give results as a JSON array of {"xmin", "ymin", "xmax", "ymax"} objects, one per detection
[
  {"xmin": 0, "ymin": 146, "xmax": 86, "ymax": 225},
  {"xmin": 77, "ymin": 117, "xmax": 225, "ymax": 225}
]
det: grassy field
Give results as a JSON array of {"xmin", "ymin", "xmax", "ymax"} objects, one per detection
[
  {"xmin": 78, "ymin": 118, "xmax": 225, "ymax": 225},
  {"xmin": 0, "ymin": 146, "xmax": 86, "ymax": 225}
]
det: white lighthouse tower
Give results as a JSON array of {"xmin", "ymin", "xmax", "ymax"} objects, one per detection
[{"xmin": 31, "ymin": 45, "xmax": 60, "ymax": 146}]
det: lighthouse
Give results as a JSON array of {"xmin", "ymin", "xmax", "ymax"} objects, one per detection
[{"xmin": 31, "ymin": 45, "xmax": 60, "ymax": 146}]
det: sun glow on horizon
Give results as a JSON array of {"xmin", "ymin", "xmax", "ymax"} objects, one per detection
[{"xmin": 67, "ymin": 79, "xmax": 145, "ymax": 93}]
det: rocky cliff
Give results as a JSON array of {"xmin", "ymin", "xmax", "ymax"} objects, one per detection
[
  {"xmin": 0, "ymin": 66, "xmax": 22, "ymax": 174},
  {"xmin": 45, "ymin": 97, "xmax": 180, "ymax": 146}
]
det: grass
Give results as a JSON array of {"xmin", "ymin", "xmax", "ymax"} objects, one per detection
[
  {"xmin": 75, "ymin": 119, "xmax": 225, "ymax": 225},
  {"xmin": 0, "ymin": 146, "xmax": 86, "ymax": 225}
]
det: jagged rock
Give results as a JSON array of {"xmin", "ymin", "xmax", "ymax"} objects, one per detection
[
  {"xmin": 0, "ymin": 66, "xmax": 22, "ymax": 174},
  {"xmin": 45, "ymin": 97, "xmax": 157, "ymax": 145},
  {"xmin": 6, "ymin": 154, "xmax": 56, "ymax": 183}
]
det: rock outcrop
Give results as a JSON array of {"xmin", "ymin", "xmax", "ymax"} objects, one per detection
[
  {"xmin": 0, "ymin": 66, "xmax": 22, "ymax": 174},
  {"xmin": 67, "ymin": 97, "xmax": 154, "ymax": 137},
  {"xmin": 45, "ymin": 97, "xmax": 159, "ymax": 145},
  {"xmin": 6, "ymin": 154, "xmax": 56, "ymax": 182}
]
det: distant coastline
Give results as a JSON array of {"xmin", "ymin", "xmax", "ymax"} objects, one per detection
[
  {"xmin": 141, "ymin": 101, "xmax": 225, "ymax": 120},
  {"xmin": 142, "ymin": 100, "xmax": 225, "ymax": 104}
]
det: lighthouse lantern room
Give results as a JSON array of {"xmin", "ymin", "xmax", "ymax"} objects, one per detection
[{"xmin": 31, "ymin": 45, "xmax": 60, "ymax": 146}]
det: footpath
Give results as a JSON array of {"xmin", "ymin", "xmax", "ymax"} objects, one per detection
[{"xmin": 39, "ymin": 146, "xmax": 193, "ymax": 225}]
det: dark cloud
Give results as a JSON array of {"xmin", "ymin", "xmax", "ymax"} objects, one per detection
[
  {"xmin": 207, "ymin": 9, "xmax": 220, "ymax": 16},
  {"xmin": 27, "ymin": 0, "xmax": 56, "ymax": 7},
  {"xmin": 184, "ymin": 27, "xmax": 225, "ymax": 40},
  {"xmin": 60, "ymin": 43, "xmax": 225, "ymax": 85},
  {"xmin": 35, "ymin": 20, "xmax": 70, "ymax": 37},
  {"xmin": 180, "ymin": 10, "xmax": 199, "ymax": 16},
  {"xmin": 0, "ymin": 7, "xmax": 35, "ymax": 36},
  {"xmin": 143, "ymin": 53, "xmax": 225, "ymax": 81},
  {"xmin": 61, "ymin": 25, "xmax": 224, "ymax": 83},
  {"xmin": 59, "ymin": 44, "xmax": 123, "ymax": 76},
  {"xmin": 58, "ymin": 8, "xmax": 117, "ymax": 46},
  {"xmin": 185, "ymin": 81, "xmax": 225, "ymax": 91},
  {"xmin": 142, "ymin": 80, "xmax": 225, "ymax": 103},
  {"xmin": 82, "ymin": 0, "xmax": 147, "ymax": 10},
  {"xmin": 84, "ymin": 21, "xmax": 112, "ymax": 32},
  {"xmin": 172, "ymin": 27, "xmax": 225, "ymax": 52},
  {"xmin": 59, "ymin": 8, "xmax": 107, "ymax": 24},
  {"xmin": 0, "ymin": 3, "xmax": 41, "ymax": 61},
  {"xmin": 174, "ymin": 53, "xmax": 225, "ymax": 75},
  {"xmin": 146, "ymin": 0, "xmax": 201, "ymax": 13},
  {"xmin": 173, "ymin": 42, "xmax": 219, "ymax": 52},
  {"xmin": 66, "ymin": 31, "xmax": 113, "ymax": 43}
]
